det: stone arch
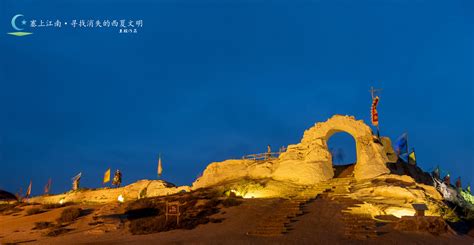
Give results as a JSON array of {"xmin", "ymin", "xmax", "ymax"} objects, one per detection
[
  {"xmin": 274, "ymin": 115, "xmax": 390, "ymax": 184},
  {"xmin": 326, "ymin": 131, "xmax": 357, "ymax": 172},
  {"xmin": 302, "ymin": 115, "xmax": 390, "ymax": 181},
  {"xmin": 192, "ymin": 115, "xmax": 392, "ymax": 189}
]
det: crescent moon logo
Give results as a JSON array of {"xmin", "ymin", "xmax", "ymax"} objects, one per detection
[
  {"xmin": 7, "ymin": 14, "xmax": 33, "ymax": 36},
  {"xmin": 11, "ymin": 14, "xmax": 24, "ymax": 31}
]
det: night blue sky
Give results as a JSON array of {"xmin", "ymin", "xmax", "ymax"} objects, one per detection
[{"xmin": 1, "ymin": 0, "xmax": 473, "ymax": 195}]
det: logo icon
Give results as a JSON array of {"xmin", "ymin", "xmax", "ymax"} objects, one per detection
[{"xmin": 8, "ymin": 14, "xmax": 33, "ymax": 36}]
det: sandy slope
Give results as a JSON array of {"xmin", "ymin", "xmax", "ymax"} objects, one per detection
[{"xmin": 1, "ymin": 198, "xmax": 472, "ymax": 245}]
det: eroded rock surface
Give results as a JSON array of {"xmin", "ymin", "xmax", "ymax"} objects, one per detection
[
  {"xmin": 193, "ymin": 115, "xmax": 391, "ymax": 188},
  {"xmin": 30, "ymin": 180, "xmax": 190, "ymax": 204}
]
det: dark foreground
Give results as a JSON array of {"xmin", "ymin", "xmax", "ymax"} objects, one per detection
[{"xmin": 1, "ymin": 195, "xmax": 473, "ymax": 245}]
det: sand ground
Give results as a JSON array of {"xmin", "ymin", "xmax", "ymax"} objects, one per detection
[{"xmin": 1, "ymin": 198, "xmax": 473, "ymax": 245}]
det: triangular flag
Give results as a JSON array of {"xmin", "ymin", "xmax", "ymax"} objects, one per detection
[
  {"xmin": 158, "ymin": 155, "xmax": 163, "ymax": 177},
  {"xmin": 408, "ymin": 149, "xmax": 416, "ymax": 165},
  {"xmin": 26, "ymin": 181, "xmax": 32, "ymax": 198},
  {"xmin": 103, "ymin": 168, "xmax": 111, "ymax": 184}
]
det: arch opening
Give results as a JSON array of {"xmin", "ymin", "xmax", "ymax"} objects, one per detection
[{"xmin": 327, "ymin": 131, "xmax": 357, "ymax": 178}]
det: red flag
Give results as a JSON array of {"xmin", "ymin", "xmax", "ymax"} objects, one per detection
[{"xmin": 371, "ymin": 96, "xmax": 379, "ymax": 127}]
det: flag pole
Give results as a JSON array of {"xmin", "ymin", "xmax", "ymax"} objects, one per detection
[
  {"xmin": 369, "ymin": 86, "xmax": 382, "ymax": 139},
  {"xmin": 406, "ymin": 134, "xmax": 409, "ymax": 163}
]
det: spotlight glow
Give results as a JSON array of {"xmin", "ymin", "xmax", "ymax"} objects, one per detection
[{"xmin": 387, "ymin": 208, "xmax": 415, "ymax": 218}]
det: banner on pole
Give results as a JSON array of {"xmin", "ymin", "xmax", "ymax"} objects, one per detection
[
  {"xmin": 103, "ymin": 168, "xmax": 111, "ymax": 184},
  {"xmin": 371, "ymin": 96, "xmax": 380, "ymax": 127},
  {"xmin": 158, "ymin": 155, "xmax": 163, "ymax": 177}
]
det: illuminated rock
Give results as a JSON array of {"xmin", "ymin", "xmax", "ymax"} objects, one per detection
[
  {"xmin": 29, "ymin": 180, "xmax": 190, "ymax": 204},
  {"xmin": 380, "ymin": 137, "xmax": 398, "ymax": 163},
  {"xmin": 193, "ymin": 159, "xmax": 261, "ymax": 189},
  {"xmin": 193, "ymin": 115, "xmax": 391, "ymax": 188},
  {"xmin": 350, "ymin": 175, "xmax": 443, "ymax": 217},
  {"xmin": 192, "ymin": 159, "xmax": 277, "ymax": 189},
  {"xmin": 286, "ymin": 115, "xmax": 390, "ymax": 181},
  {"xmin": 274, "ymin": 115, "xmax": 390, "ymax": 184}
]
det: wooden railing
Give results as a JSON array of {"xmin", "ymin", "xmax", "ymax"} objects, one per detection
[{"xmin": 242, "ymin": 152, "xmax": 283, "ymax": 161}]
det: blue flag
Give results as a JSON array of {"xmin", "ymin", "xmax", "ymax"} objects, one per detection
[{"xmin": 394, "ymin": 133, "xmax": 408, "ymax": 156}]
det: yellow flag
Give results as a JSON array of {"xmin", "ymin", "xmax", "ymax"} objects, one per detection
[
  {"xmin": 408, "ymin": 151, "xmax": 416, "ymax": 165},
  {"xmin": 158, "ymin": 156, "xmax": 163, "ymax": 177},
  {"xmin": 409, "ymin": 152, "xmax": 415, "ymax": 161},
  {"xmin": 103, "ymin": 168, "xmax": 111, "ymax": 184}
]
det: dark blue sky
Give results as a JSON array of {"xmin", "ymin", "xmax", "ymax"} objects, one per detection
[{"xmin": 1, "ymin": 0, "xmax": 472, "ymax": 195}]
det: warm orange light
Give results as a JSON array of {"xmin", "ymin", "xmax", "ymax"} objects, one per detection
[
  {"xmin": 229, "ymin": 189, "xmax": 264, "ymax": 198},
  {"xmin": 386, "ymin": 208, "xmax": 415, "ymax": 218}
]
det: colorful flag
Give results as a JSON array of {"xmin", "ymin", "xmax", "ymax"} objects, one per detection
[
  {"xmin": 158, "ymin": 155, "xmax": 163, "ymax": 177},
  {"xmin": 103, "ymin": 168, "xmax": 111, "ymax": 184},
  {"xmin": 394, "ymin": 133, "xmax": 408, "ymax": 157},
  {"xmin": 26, "ymin": 181, "xmax": 32, "ymax": 198},
  {"xmin": 44, "ymin": 178, "xmax": 52, "ymax": 194},
  {"xmin": 371, "ymin": 96, "xmax": 380, "ymax": 127}
]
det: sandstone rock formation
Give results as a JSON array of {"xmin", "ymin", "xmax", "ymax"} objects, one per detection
[
  {"xmin": 277, "ymin": 115, "xmax": 390, "ymax": 182},
  {"xmin": 193, "ymin": 115, "xmax": 392, "ymax": 189},
  {"xmin": 349, "ymin": 174, "xmax": 444, "ymax": 217},
  {"xmin": 29, "ymin": 180, "xmax": 190, "ymax": 204},
  {"xmin": 192, "ymin": 159, "xmax": 275, "ymax": 189},
  {"xmin": 381, "ymin": 137, "xmax": 398, "ymax": 163}
]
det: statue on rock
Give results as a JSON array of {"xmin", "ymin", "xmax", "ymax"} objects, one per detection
[{"xmin": 112, "ymin": 170, "xmax": 122, "ymax": 188}]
